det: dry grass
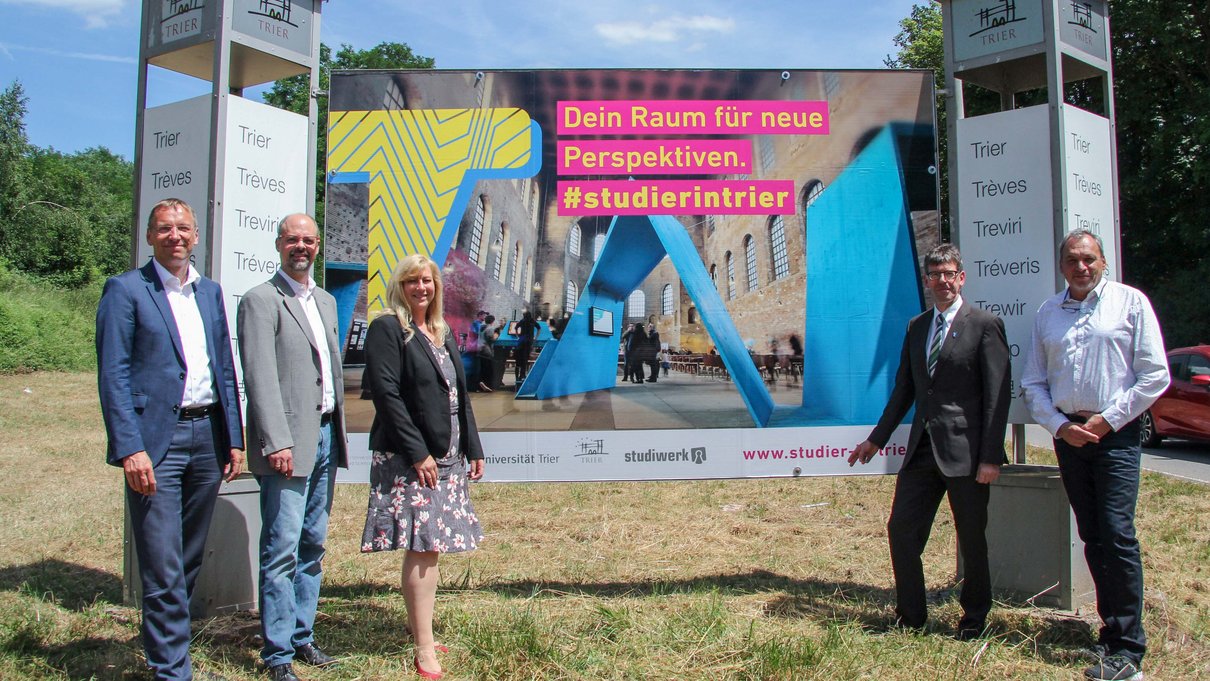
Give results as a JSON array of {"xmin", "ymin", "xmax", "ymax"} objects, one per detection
[{"xmin": 0, "ymin": 372, "xmax": 1206, "ymax": 679}]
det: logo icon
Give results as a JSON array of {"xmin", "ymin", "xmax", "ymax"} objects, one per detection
[
  {"xmin": 575, "ymin": 438, "xmax": 608, "ymax": 463},
  {"xmin": 691, "ymin": 447, "xmax": 707, "ymax": 464}
]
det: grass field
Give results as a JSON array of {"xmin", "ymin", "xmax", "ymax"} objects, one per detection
[{"xmin": 0, "ymin": 372, "xmax": 1206, "ymax": 679}]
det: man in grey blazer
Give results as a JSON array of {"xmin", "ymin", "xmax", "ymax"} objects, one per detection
[
  {"xmin": 238, "ymin": 214, "xmax": 349, "ymax": 681},
  {"xmin": 848, "ymin": 243, "xmax": 1011, "ymax": 640}
]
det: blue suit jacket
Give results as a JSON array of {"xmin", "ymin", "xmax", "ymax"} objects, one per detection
[{"xmin": 96, "ymin": 261, "xmax": 244, "ymax": 466}]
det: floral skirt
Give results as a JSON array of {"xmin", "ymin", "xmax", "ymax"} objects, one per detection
[{"xmin": 360, "ymin": 450, "xmax": 483, "ymax": 554}]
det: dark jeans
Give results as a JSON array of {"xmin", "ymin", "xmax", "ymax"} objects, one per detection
[
  {"xmin": 127, "ymin": 415, "xmax": 223, "ymax": 680},
  {"xmin": 1054, "ymin": 420, "xmax": 1146, "ymax": 663},
  {"xmin": 887, "ymin": 443, "xmax": 991, "ymax": 629}
]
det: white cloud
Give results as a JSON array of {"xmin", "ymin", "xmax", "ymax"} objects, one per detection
[
  {"xmin": 0, "ymin": 0, "xmax": 127, "ymax": 29},
  {"xmin": 0, "ymin": 42, "xmax": 135, "ymax": 64},
  {"xmin": 595, "ymin": 13, "xmax": 735, "ymax": 46}
]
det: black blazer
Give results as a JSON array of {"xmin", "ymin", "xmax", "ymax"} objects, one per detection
[
  {"xmin": 364, "ymin": 315, "xmax": 484, "ymax": 466},
  {"xmin": 869, "ymin": 303, "xmax": 1012, "ymax": 477}
]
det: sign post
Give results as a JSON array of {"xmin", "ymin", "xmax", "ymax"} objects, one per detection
[
  {"xmin": 127, "ymin": 0, "xmax": 322, "ymax": 618},
  {"xmin": 941, "ymin": 0, "xmax": 1117, "ymax": 611}
]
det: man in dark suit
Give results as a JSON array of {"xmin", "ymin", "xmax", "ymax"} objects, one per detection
[
  {"xmin": 848, "ymin": 243, "xmax": 1011, "ymax": 639},
  {"xmin": 96, "ymin": 198, "xmax": 244, "ymax": 680},
  {"xmin": 238, "ymin": 214, "xmax": 349, "ymax": 681}
]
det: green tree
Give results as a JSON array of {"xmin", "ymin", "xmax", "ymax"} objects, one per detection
[
  {"xmin": 0, "ymin": 81, "xmax": 133, "ymax": 286},
  {"xmin": 4, "ymin": 147, "xmax": 133, "ymax": 286},
  {"xmin": 887, "ymin": 2, "xmax": 1209, "ymax": 346},
  {"xmin": 0, "ymin": 80, "xmax": 30, "ymax": 229},
  {"xmin": 885, "ymin": 3, "xmax": 947, "ymax": 233},
  {"xmin": 1110, "ymin": 0, "xmax": 1210, "ymax": 347},
  {"xmin": 264, "ymin": 41, "xmax": 435, "ymax": 225}
]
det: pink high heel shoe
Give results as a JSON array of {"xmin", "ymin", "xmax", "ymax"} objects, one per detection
[{"xmin": 413, "ymin": 645, "xmax": 448, "ymax": 679}]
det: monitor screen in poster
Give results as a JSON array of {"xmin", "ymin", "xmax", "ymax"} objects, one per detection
[{"xmin": 589, "ymin": 307, "xmax": 613, "ymax": 336}]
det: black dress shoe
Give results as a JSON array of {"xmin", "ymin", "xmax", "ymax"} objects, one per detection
[
  {"xmin": 267, "ymin": 663, "xmax": 301, "ymax": 681},
  {"xmin": 955, "ymin": 621, "xmax": 987, "ymax": 641},
  {"xmin": 295, "ymin": 643, "xmax": 338, "ymax": 667}
]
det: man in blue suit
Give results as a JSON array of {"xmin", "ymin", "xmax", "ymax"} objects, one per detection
[{"xmin": 97, "ymin": 198, "xmax": 245, "ymax": 680}]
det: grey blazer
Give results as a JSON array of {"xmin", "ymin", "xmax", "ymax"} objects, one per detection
[{"xmin": 237, "ymin": 271, "xmax": 349, "ymax": 476}]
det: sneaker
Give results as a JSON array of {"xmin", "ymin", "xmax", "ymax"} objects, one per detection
[
  {"xmin": 1084, "ymin": 654, "xmax": 1142, "ymax": 681},
  {"xmin": 1079, "ymin": 642, "xmax": 1109, "ymax": 663}
]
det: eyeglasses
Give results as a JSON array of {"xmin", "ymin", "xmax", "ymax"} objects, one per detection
[{"xmin": 925, "ymin": 270, "xmax": 961, "ymax": 282}]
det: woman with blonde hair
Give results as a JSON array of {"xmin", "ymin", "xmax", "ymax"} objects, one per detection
[{"xmin": 361, "ymin": 254, "xmax": 485, "ymax": 679}]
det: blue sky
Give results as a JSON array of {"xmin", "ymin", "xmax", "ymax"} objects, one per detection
[{"xmin": 0, "ymin": 0, "xmax": 926, "ymax": 158}]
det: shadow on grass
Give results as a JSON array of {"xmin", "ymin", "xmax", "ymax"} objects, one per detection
[
  {"xmin": 0, "ymin": 635, "xmax": 147, "ymax": 681},
  {"xmin": 474, "ymin": 569, "xmax": 1111, "ymax": 664},
  {"xmin": 0, "ymin": 558, "xmax": 122, "ymax": 611},
  {"xmin": 479, "ymin": 568, "xmax": 891, "ymax": 603}
]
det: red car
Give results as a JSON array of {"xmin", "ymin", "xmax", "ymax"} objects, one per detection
[{"xmin": 1140, "ymin": 345, "xmax": 1210, "ymax": 447}]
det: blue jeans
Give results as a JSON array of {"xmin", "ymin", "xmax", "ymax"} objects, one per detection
[
  {"xmin": 257, "ymin": 421, "xmax": 336, "ymax": 667},
  {"xmin": 1054, "ymin": 420, "xmax": 1146, "ymax": 663},
  {"xmin": 127, "ymin": 415, "xmax": 223, "ymax": 681}
]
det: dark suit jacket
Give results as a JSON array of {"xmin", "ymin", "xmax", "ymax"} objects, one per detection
[
  {"xmin": 237, "ymin": 271, "xmax": 349, "ymax": 477},
  {"xmin": 364, "ymin": 315, "xmax": 484, "ymax": 466},
  {"xmin": 96, "ymin": 261, "xmax": 244, "ymax": 466},
  {"xmin": 869, "ymin": 302, "xmax": 1011, "ymax": 477}
]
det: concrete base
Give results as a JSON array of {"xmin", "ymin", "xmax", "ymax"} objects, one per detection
[
  {"xmin": 983, "ymin": 464, "xmax": 1095, "ymax": 611},
  {"xmin": 124, "ymin": 475, "xmax": 262, "ymax": 618}
]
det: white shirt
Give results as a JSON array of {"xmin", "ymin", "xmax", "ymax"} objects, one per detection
[
  {"xmin": 926, "ymin": 296, "xmax": 963, "ymax": 365},
  {"xmin": 152, "ymin": 259, "xmax": 215, "ymax": 408},
  {"xmin": 1021, "ymin": 277, "xmax": 1170, "ymax": 436},
  {"xmin": 282, "ymin": 272, "xmax": 336, "ymax": 415}
]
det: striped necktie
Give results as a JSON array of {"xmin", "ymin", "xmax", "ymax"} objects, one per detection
[{"xmin": 927, "ymin": 313, "xmax": 945, "ymax": 376}]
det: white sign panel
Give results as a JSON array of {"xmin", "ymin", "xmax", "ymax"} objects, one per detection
[
  {"xmin": 1059, "ymin": 0, "xmax": 1108, "ymax": 61},
  {"xmin": 232, "ymin": 0, "xmax": 314, "ymax": 58},
  {"xmin": 218, "ymin": 96, "xmax": 309, "ymax": 403},
  {"xmin": 339, "ymin": 426, "xmax": 912, "ymax": 484},
  {"xmin": 152, "ymin": 0, "xmax": 208, "ymax": 48},
  {"xmin": 951, "ymin": 0, "xmax": 1045, "ymax": 62},
  {"xmin": 1061, "ymin": 104, "xmax": 1117, "ymax": 276},
  {"xmin": 956, "ymin": 104, "xmax": 1056, "ymax": 423},
  {"xmin": 138, "ymin": 96, "xmax": 213, "ymax": 269}
]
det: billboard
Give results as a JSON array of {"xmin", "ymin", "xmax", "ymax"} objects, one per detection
[{"xmin": 325, "ymin": 69, "xmax": 939, "ymax": 482}]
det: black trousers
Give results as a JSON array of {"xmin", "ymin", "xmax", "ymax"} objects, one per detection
[
  {"xmin": 1055, "ymin": 421, "xmax": 1146, "ymax": 663},
  {"xmin": 887, "ymin": 439, "xmax": 991, "ymax": 628}
]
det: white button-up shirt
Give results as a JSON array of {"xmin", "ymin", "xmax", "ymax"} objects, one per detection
[
  {"xmin": 1022, "ymin": 277, "xmax": 1170, "ymax": 436},
  {"xmin": 282, "ymin": 272, "xmax": 336, "ymax": 415},
  {"xmin": 152, "ymin": 259, "xmax": 215, "ymax": 408}
]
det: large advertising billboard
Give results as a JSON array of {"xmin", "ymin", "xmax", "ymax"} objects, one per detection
[{"xmin": 325, "ymin": 69, "xmax": 939, "ymax": 482}]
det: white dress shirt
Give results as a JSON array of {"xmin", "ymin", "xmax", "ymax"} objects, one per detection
[
  {"xmin": 1022, "ymin": 278, "xmax": 1170, "ymax": 436},
  {"xmin": 282, "ymin": 272, "xmax": 336, "ymax": 415},
  {"xmin": 152, "ymin": 259, "xmax": 215, "ymax": 408},
  {"xmin": 926, "ymin": 296, "xmax": 963, "ymax": 365}
]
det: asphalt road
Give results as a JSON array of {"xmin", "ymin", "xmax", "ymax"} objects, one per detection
[{"xmin": 1022, "ymin": 424, "xmax": 1210, "ymax": 484}]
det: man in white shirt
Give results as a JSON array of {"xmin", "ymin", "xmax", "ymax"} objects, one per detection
[
  {"xmin": 238, "ymin": 214, "xmax": 348, "ymax": 681},
  {"xmin": 96, "ymin": 198, "xmax": 245, "ymax": 680},
  {"xmin": 1022, "ymin": 229, "xmax": 1169, "ymax": 681}
]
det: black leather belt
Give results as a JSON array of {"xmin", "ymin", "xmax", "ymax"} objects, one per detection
[
  {"xmin": 1063, "ymin": 412, "xmax": 1089, "ymax": 424},
  {"xmin": 179, "ymin": 403, "xmax": 217, "ymax": 420},
  {"xmin": 320, "ymin": 412, "xmax": 333, "ymax": 426}
]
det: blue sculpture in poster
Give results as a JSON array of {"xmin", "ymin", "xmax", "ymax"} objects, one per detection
[{"xmin": 519, "ymin": 123, "xmax": 926, "ymax": 428}]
